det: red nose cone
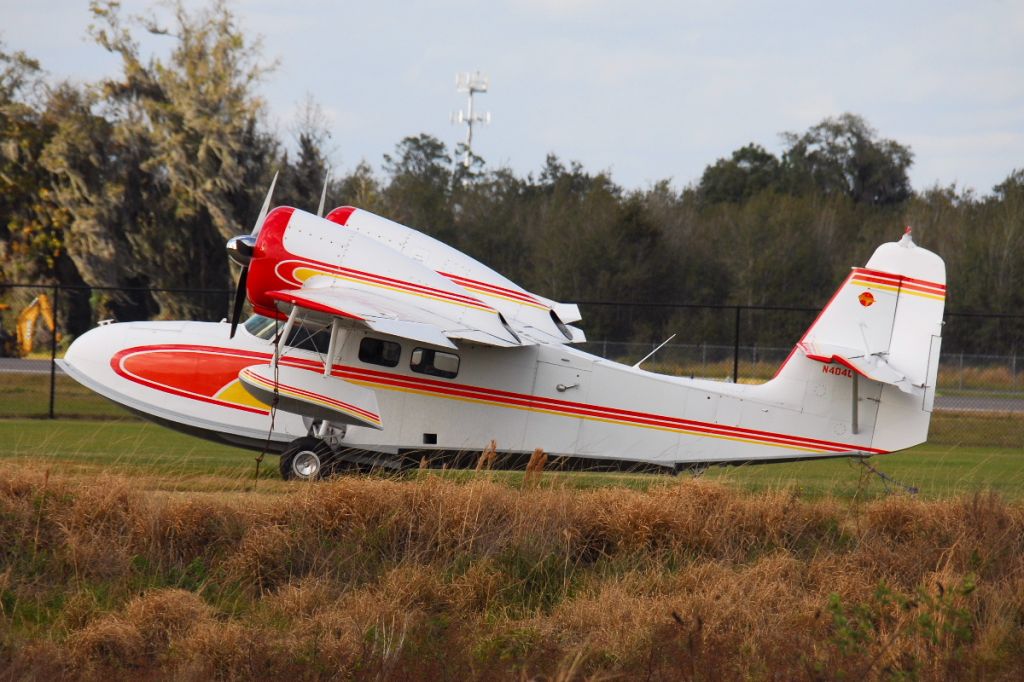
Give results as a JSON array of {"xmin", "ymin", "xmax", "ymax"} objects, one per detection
[{"xmin": 247, "ymin": 206, "xmax": 296, "ymax": 319}]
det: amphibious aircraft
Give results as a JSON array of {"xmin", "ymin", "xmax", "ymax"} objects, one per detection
[{"xmin": 60, "ymin": 178, "xmax": 946, "ymax": 480}]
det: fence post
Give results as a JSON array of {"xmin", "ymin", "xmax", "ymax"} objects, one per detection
[
  {"xmin": 48, "ymin": 284, "xmax": 59, "ymax": 419},
  {"xmin": 732, "ymin": 306, "xmax": 741, "ymax": 383}
]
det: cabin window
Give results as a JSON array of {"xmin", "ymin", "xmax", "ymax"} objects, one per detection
[
  {"xmin": 285, "ymin": 323, "xmax": 332, "ymax": 354},
  {"xmin": 359, "ymin": 337, "xmax": 401, "ymax": 367},
  {"xmin": 410, "ymin": 348, "xmax": 460, "ymax": 379}
]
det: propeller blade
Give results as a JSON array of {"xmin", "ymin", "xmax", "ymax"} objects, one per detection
[
  {"xmin": 228, "ymin": 170, "xmax": 278, "ymax": 338},
  {"xmin": 317, "ymin": 169, "xmax": 330, "ymax": 218},
  {"xmin": 251, "ymin": 170, "xmax": 279, "ymax": 238},
  {"xmin": 229, "ymin": 265, "xmax": 249, "ymax": 339}
]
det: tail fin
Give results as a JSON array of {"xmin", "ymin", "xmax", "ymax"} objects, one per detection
[{"xmin": 774, "ymin": 229, "xmax": 945, "ymax": 452}]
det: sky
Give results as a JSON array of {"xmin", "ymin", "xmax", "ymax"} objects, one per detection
[{"xmin": 3, "ymin": 0, "xmax": 1023, "ymax": 194}]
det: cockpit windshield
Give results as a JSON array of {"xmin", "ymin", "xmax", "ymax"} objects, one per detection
[
  {"xmin": 243, "ymin": 314, "xmax": 278, "ymax": 340},
  {"xmin": 243, "ymin": 314, "xmax": 333, "ymax": 355}
]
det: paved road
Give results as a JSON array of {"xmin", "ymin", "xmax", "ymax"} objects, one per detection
[
  {"xmin": 2, "ymin": 358, "xmax": 1023, "ymax": 412},
  {"xmin": 0, "ymin": 358, "xmax": 62, "ymax": 374},
  {"xmin": 935, "ymin": 395, "xmax": 1024, "ymax": 413}
]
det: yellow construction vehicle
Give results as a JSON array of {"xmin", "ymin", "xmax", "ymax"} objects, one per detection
[{"xmin": 0, "ymin": 294, "xmax": 60, "ymax": 356}]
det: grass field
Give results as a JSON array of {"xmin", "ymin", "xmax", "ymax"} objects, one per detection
[
  {"xmin": 0, "ymin": 417, "xmax": 1021, "ymax": 501},
  {"xmin": 1, "ymin": 461, "xmax": 1023, "ymax": 679},
  {"xmin": 0, "ymin": 373, "xmax": 130, "ymax": 418},
  {"xmin": 2, "ymin": 390, "xmax": 1023, "ymax": 677}
]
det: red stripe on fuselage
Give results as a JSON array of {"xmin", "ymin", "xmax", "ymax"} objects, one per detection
[
  {"xmin": 112, "ymin": 346, "xmax": 269, "ymax": 415},
  {"xmin": 109, "ymin": 344, "xmax": 883, "ymax": 454},
  {"xmin": 336, "ymin": 364, "xmax": 880, "ymax": 453}
]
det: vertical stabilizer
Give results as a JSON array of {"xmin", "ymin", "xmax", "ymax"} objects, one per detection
[{"xmin": 772, "ymin": 229, "xmax": 945, "ymax": 453}]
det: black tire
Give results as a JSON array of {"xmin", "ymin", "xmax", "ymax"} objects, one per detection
[{"xmin": 279, "ymin": 437, "xmax": 336, "ymax": 481}]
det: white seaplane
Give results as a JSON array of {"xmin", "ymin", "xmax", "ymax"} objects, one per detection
[{"xmin": 60, "ymin": 177, "xmax": 946, "ymax": 480}]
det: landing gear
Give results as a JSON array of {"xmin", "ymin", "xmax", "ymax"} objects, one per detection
[{"xmin": 279, "ymin": 437, "xmax": 336, "ymax": 481}]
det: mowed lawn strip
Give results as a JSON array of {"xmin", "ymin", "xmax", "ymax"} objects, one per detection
[
  {"xmin": 0, "ymin": 418, "xmax": 288, "ymax": 493},
  {"xmin": 0, "ymin": 372, "xmax": 130, "ymax": 418},
  {"xmin": 0, "ymin": 417, "xmax": 1021, "ymax": 500}
]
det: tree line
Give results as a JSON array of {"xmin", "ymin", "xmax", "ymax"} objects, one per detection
[{"xmin": 2, "ymin": 1, "xmax": 1022, "ymax": 355}]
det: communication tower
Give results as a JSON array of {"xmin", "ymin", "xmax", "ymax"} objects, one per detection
[{"xmin": 451, "ymin": 72, "xmax": 491, "ymax": 167}]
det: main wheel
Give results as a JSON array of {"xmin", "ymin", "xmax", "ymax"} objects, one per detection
[{"xmin": 279, "ymin": 437, "xmax": 335, "ymax": 481}]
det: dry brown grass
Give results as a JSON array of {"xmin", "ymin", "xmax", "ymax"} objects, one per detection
[{"xmin": 1, "ymin": 465, "xmax": 1023, "ymax": 680}]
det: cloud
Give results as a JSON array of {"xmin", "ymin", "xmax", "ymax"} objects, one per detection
[{"xmin": 906, "ymin": 130, "xmax": 1024, "ymax": 191}]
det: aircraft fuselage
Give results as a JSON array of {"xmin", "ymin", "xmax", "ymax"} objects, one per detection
[{"xmin": 61, "ymin": 315, "xmax": 887, "ymax": 471}]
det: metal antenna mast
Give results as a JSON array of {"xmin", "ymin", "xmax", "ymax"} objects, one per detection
[{"xmin": 451, "ymin": 72, "xmax": 491, "ymax": 167}]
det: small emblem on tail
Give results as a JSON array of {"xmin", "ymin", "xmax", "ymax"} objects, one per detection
[{"xmin": 858, "ymin": 291, "xmax": 875, "ymax": 307}]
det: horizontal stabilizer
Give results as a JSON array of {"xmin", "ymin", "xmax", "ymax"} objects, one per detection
[
  {"xmin": 566, "ymin": 324, "xmax": 586, "ymax": 343},
  {"xmin": 239, "ymin": 364, "xmax": 383, "ymax": 429},
  {"xmin": 516, "ymin": 324, "xmax": 587, "ymax": 345},
  {"xmin": 798, "ymin": 340, "xmax": 920, "ymax": 395},
  {"xmin": 552, "ymin": 302, "xmax": 582, "ymax": 325}
]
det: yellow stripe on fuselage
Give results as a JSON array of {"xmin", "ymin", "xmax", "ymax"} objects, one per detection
[
  {"xmin": 346, "ymin": 378, "xmax": 825, "ymax": 454},
  {"xmin": 215, "ymin": 380, "xmax": 271, "ymax": 410}
]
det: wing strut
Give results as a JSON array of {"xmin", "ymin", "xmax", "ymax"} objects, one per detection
[
  {"xmin": 274, "ymin": 306, "xmax": 298, "ymax": 369},
  {"xmin": 324, "ymin": 319, "xmax": 342, "ymax": 377}
]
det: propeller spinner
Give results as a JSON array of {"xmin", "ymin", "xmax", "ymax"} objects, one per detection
[{"xmin": 227, "ymin": 171, "xmax": 278, "ymax": 338}]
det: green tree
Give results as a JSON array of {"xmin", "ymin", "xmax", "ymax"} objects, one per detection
[
  {"xmin": 0, "ymin": 46, "xmax": 65, "ymax": 282},
  {"xmin": 696, "ymin": 143, "xmax": 782, "ymax": 205},
  {"xmin": 782, "ymin": 113, "xmax": 913, "ymax": 205},
  {"xmin": 277, "ymin": 95, "xmax": 331, "ymax": 212},
  {"xmin": 335, "ymin": 161, "xmax": 384, "ymax": 213},
  {"xmin": 43, "ymin": 0, "xmax": 276, "ymax": 320},
  {"xmin": 382, "ymin": 134, "xmax": 453, "ymax": 241},
  {"xmin": 449, "ymin": 167, "xmax": 529, "ymax": 277}
]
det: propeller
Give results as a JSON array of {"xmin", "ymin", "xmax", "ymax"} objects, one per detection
[
  {"xmin": 317, "ymin": 168, "xmax": 331, "ymax": 218},
  {"xmin": 227, "ymin": 171, "xmax": 278, "ymax": 338}
]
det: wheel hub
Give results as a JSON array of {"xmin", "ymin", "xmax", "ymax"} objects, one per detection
[{"xmin": 292, "ymin": 450, "xmax": 321, "ymax": 479}]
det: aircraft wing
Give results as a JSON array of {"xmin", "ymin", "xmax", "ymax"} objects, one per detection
[
  {"xmin": 268, "ymin": 276, "xmax": 529, "ymax": 349},
  {"xmin": 798, "ymin": 340, "xmax": 922, "ymax": 395},
  {"xmin": 324, "ymin": 206, "xmax": 586, "ymax": 345}
]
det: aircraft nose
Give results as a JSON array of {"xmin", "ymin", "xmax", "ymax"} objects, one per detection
[{"xmin": 63, "ymin": 322, "xmax": 128, "ymax": 375}]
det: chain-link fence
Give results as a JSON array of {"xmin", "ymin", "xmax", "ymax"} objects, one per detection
[{"xmin": 2, "ymin": 284, "xmax": 1021, "ymax": 448}]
